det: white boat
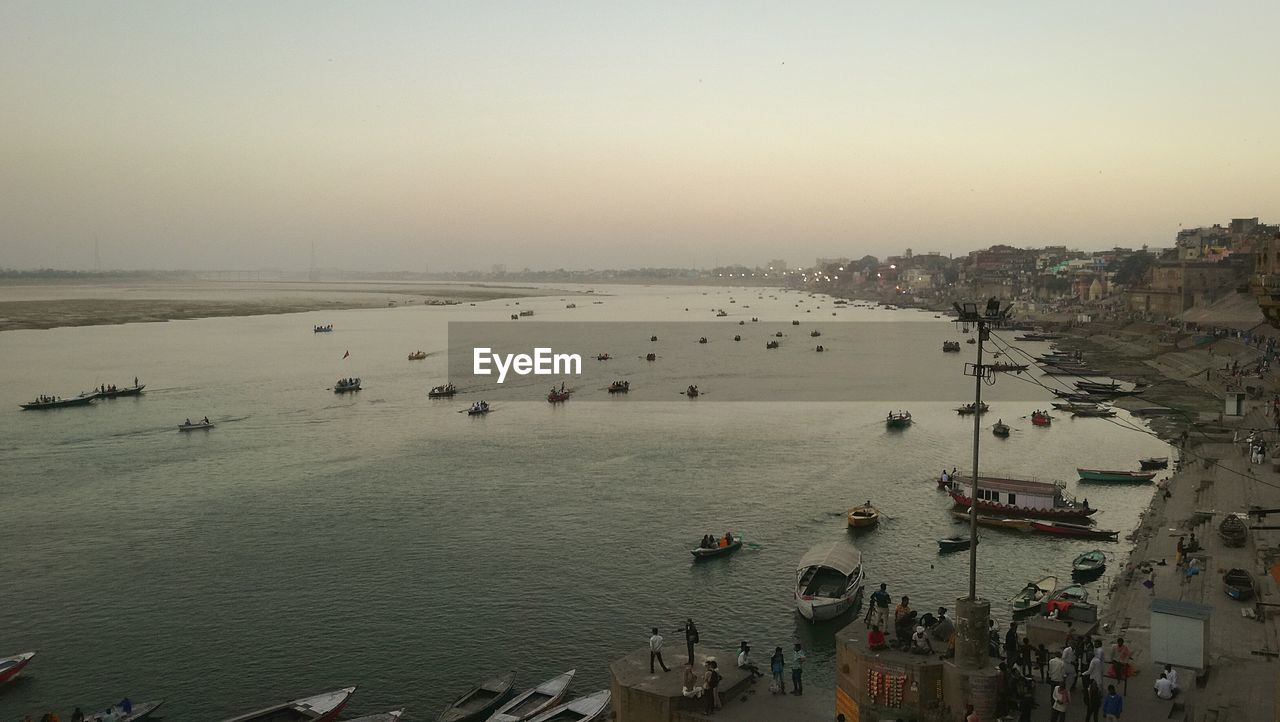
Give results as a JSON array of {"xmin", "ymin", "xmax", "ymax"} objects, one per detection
[
  {"xmin": 86, "ymin": 702, "xmax": 164, "ymax": 721},
  {"xmin": 794, "ymin": 542, "xmax": 864, "ymax": 622},
  {"xmin": 487, "ymin": 670, "xmax": 575, "ymax": 722},
  {"xmin": 525, "ymin": 690, "xmax": 610, "ymax": 722}
]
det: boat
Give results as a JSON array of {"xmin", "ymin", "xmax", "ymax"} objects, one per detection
[
  {"xmin": 792, "ymin": 320, "xmax": 800, "ymax": 325},
  {"xmin": 794, "ymin": 542, "xmax": 865, "ymax": 621},
  {"xmin": 815, "ymin": 345, "xmax": 824, "ymax": 352},
  {"xmin": 1050, "ymin": 584, "xmax": 1089, "ymax": 603},
  {"xmin": 650, "ymin": 335, "xmax": 658, "ymax": 342},
  {"xmin": 1031, "ymin": 411, "xmax": 1051, "ymax": 426},
  {"xmin": 685, "ymin": 385, "xmax": 700, "ymax": 398},
  {"xmin": 810, "ymin": 330, "xmax": 821, "ymax": 337},
  {"xmin": 1071, "ymin": 550, "xmax": 1107, "ymax": 575},
  {"xmin": 937, "ymin": 536, "xmax": 973, "ymax": 552},
  {"xmin": 1224, "ymin": 568, "xmax": 1257, "ymax": 600},
  {"xmin": 992, "ymin": 420, "xmax": 1010, "ymax": 437},
  {"xmin": 956, "ymin": 402, "xmax": 989, "ymax": 415},
  {"xmin": 766, "ymin": 340, "xmax": 780, "ymax": 349},
  {"xmin": 429, "ymin": 383, "xmax": 458, "ymax": 398},
  {"xmin": 952, "ymin": 511, "xmax": 1033, "ymax": 531},
  {"xmin": 1077, "ymin": 469, "xmax": 1156, "ymax": 483},
  {"xmin": 716, "ymin": 310, "xmax": 728, "ymax": 317},
  {"xmin": 222, "ymin": 687, "xmax": 356, "ymax": 722},
  {"xmin": 966, "ymin": 338, "xmax": 976, "ymax": 344},
  {"xmin": 1015, "ymin": 332, "xmax": 1064, "ymax": 341},
  {"xmin": 607, "ymin": 381, "xmax": 629, "ymax": 393},
  {"xmin": 1052, "ymin": 402, "xmax": 1100, "ymax": 412},
  {"xmin": 346, "ymin": 711, "xmax": 404, "ymax": 722},
  {"xmin": 437, "ymin": 673, "xmax": 516, "ymax": 722},
  {"xmin": 1072, "ymin": 408, "xmax": 1117, "ymax": 418},
  {"xmin": 314, "ymin": 325, "xmax": 333, "ymax": 333},
  {"xmin": 989, "ymin": 363, "xmax": 1029, "ymax": 373},
  {"xmin": 334, "ymin": 378, "xmax": 361, "ymax": 393},
  {"xmin": 846, "ymin": 504, "xmax": 880, "ymax": 528},
  {"xmin": 0, "ymin": 651, "xmax": 35, "ymax": 684},
  {"xmin": 524, "ymin": 690, "xmax": 610, "ymax": 722},
  {"xmin": 519, "ymin": 310, "xmax": 534, "ymax": 317},
  {"xmin": 698, "ymin": 337, "xmax": 708, "ymax": 344},
  {"xmin": 467, "ymin": 402, "xmax": 491, "ymax": 416},
  {"xmin": 1139, "ymin": 457, "xmax": 1170, "ymax": 470},
  {"xmin": 1010, "ymin": 575, "xmax": 1058, "ymax": 613},
  {"xmin": 691, "ymin": 537, "xmax": 743, "ymax": 559},
  {"xmin": 948, "ymin": 476, "xmax": 1096, "ymax": 521},
  {"xmin": 95, "ymin": 384, "xmax": 147, "ymax": 398},
  {"xmin": 408, "ymin": 351, "xmax": 428, "ymax": 360},
  {"xmin": 20, "ymin": 394, "xmax": 96, "ymax": 410},
  {"xmin": 645, "ymin": 353, "xmax": 656, "ymax": 361},
  {"xmin": 734, "ymin": 335, "xmax": 741, "ymax": 341},
  {"xmin": 488, "ymin": 670, "xmax": 575, "ymax": 722},
  {"xmin": 942, "ymin": 341, "xmax": 961, "ymax": 353},
  {"xmin": 775, "ymin": 331, "xmax": 784, "ymax": 337},
  {"xmin": 178, "ymin": 420, "xmax": 215, "ymax": 431},
  {"xmin": 548, "ymin": 389, "xmax": 571, "ymax": 403},
  {"xmin": 1029, "ymin": 521, "xmax": 1119, "ymax": 541},
  {"xmin": 565, "ymin": 303, "xmax": 576, "ymax": 309},
  {"xmin": 1219, "ymin": 514, "xmax": 1248, "ymax": 547},
  {"xmin": 86, "ymin": 702, "xmax": 164, "ymax": 721},
  {"xmin": 595, "ymin": 353, "xmax": 611, "ymax": 361},
  {"xmin": 885, "ymin": 411, "xmax": 912, "ymax": 429}
]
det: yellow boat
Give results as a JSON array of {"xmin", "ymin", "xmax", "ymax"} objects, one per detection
[{"xmin": 847, "ymin": 504, "xmax": 880, "ymax": 528}]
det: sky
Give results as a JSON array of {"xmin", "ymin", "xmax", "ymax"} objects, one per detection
[{"xmin": 2, "ymin": 1, "xmax": 1279, "ymax": 272}]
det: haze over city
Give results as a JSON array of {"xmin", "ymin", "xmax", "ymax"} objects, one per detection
[{"xmin": 3, "ymin": 1, "xmax": 1279, "ymax": 272}]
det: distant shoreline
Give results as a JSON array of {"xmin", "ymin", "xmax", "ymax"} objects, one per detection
[{"xmin": 0, "ymin": 280, "xmax": 570, "ymax": 331}]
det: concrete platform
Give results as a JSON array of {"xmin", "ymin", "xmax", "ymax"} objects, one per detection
[{"xmin": 610, "ymin": 647, "xmax": 754, "ymax": 721}]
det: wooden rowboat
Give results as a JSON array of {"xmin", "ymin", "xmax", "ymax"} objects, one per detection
[
  {"xmin": 885, "ymin": 411, "xmax": 912, "ymax": 429},
  {"xmin": 438, "ymin": 673, "xmax": 516, "ymax": 722},
  {"xmin": 525, "ymin": 690, "xmax": 610, "ymax": 722},
  {"xmin": 937, "ymin": 536, "xmax": 973, "ymax": 552},
  {"xmin": 1011, "ymin": 575, "xmax": 1058, "ymax": 613},
  {"xmin": 221, "ymin": 687, "xmax": 355, "ymax": 722},
  {"xmin": 847, "ymin": 504, "xmax": 880, "ymax": 528},
  {"xmin": 20, "ymin": 395, "xmax": 95, "ymax": 410},
  {"xmin": 0, "ymin": 651, "xmax": 35, "ymax": 684},
  {"xmin": 488, "ymin": 670, "xmax": 575, "ymax": 722},
  {"xmin": 1077, "ymin": 469, "xmax": 1156, "ymax": 483},
  {"xmin": 408, "ymin": 351, "xmax": 428, "ymax": 360},
  {"xmin": 1224, "ymin": 568, "xmax": 1256, "ymax": 600},
  {"xmin": 951, "ymin": 511, "xmax": 1032, "ymax": 531},
  {"xmin": 1071, "ymin": 550, "xmax": 1107, "ymax": 576},
  {"xmin": 691, "ymin": 539, "xmax": 742, "ymax": 559},
  {"xmin": 1139, "ymin": 457, "xmax": 1170, "ymax": 470},
  {"xmin": 1219, "ymin": 514, "xmax": 1248, "ymax": 547},
  {"xmin": 178, "ymin": 421, "xmax": 215, "ymax": 431},
  {"xmin": 1029, "ymin": 521, "xmax": 1119, "ymax": 541},
  {"xmin": 86, "ymin": 701, "xmax": 164, "ymax": 721}
]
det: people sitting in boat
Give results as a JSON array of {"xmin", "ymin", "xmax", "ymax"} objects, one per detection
[
  {"xmin": 867, "ymin": 624, "xmax": 888, "ymax": 651},
  {"xmin": 185, "ymin": 418, "xmax": 192, "ymax": 426},
  {"xmin": 940, "ymin": 469, "xmax": 950, "ymax": 483},
  {"xmin": 201, "ymin": 416, "xmax": 209, "ymax": 425},
  {"xmin": 724, "ymin": 531, "xmax": 734, "ymax": 546}
]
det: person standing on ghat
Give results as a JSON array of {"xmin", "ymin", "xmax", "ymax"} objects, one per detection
[{"xmin": 676, "ymin": 618, "xmax": 699, "ymax": 665}]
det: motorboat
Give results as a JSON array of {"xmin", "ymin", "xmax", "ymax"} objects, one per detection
[
  {"xmin": 488, "ymin": 670, "xmax": 575, "ymax": 722},
  {"xmin": 794, "ymin": 542, "xmax": 865, "ymax": 622},
  {"xmin": 221, "ymin": 687, "xmax": 355, "ymax": 722},
  {"xmin": 437, "ymin": 673, "xmax": 516, "ymax": 722}
]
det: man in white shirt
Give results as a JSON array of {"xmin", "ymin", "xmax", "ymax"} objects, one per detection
[
  {"xmin": 736, "ymin": 641, "xmax": 764, "ymax": 678},
  {"xmin": 649, "ymin": 627, "xmax": 671, "ymax": 673},
  {"xmin": 1154, "ymin": 672, "xmax": 1174, "ymax": 699},
  {"xmin": 1061, "ymin": 643, "xmax": 1078, "ymax": 690},
  {"xmin": 1164, "ymin": 664, "xmax": 1180, "ymax": 694}
]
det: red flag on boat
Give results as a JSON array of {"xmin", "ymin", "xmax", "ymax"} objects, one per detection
[{"xmin": 343, "ymin": 350, "xmax": 350, "ymax": 359}]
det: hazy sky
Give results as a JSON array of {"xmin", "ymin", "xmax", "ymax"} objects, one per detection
[{"xmin": 3, "ymin": 1, "xmax": 1278, "ymax": 272}]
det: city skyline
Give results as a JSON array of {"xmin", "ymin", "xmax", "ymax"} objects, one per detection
[{"xmin": 3, "ymin": 1, "xmax": 1279, "ymax": 272}]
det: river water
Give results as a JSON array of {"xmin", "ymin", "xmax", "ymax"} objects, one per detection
[{"xmin": 0, "ymin": 284, "xmax": 1169, "ymax": 720}]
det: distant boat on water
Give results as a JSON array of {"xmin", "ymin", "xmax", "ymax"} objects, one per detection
[{"xmin": 20, "ymin": 394, "xmax": 95, "ymax": 410}]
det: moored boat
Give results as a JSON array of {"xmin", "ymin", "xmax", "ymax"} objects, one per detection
[
  {"xmin": 86, "ymin": 701, "xmax": 164, "ymax": 721},
  {"xmin": 429, "ymin": 383, "xmax": 457, "ymax": 398},
  {"xmin": 488, "ymin": 670, "xmax": 575, "ymax": 722},
  {"xmin": 408, "ymin": 351, "xmax": 428, "ymax": 360},
  {"xmin": 885, "ymin": 410, "xmax": 912, "ymax": 429},
  {"xmin": 1219, "ymin": 514, "xmax": 1248, "ymax": 547},
  {"xmin": 989, "ymin": 363, "xmax": 1029, "ymax": 373},
  {"xmin": 1139, "ymin": 456, "xmax": 1170, "ymax": 470},
  {"xmin": 795, "ymin": 542, "xmax": 865, "ymax": 622},
  {"xmin": 846, "ymin": 503, "xmax": 880, "ymax": 528},
  {"xmin": 438, "ymin": 673, "xmax": 516, "ymax": 722},
  {"xmin": 525, "ymin": 690, "xmax": 610, "ymax": 722},
  {"xmin": 334, "ymin": 378, "xmax": 362, "ymax": 393},
  {"xmin": 952, "ymin": 510, "xmax": 1032, "ymax": 531},
  {"xmin": 1010, "ymin": 575, "xmax": 1058, "ymax": 613},
  {"xmin": 1224, "ymin": 568, "xmax": 1256, "ymax": 600},
  {"xmin": 0, "ymin": 651, "xmax": 35, "ymax": 684},
  {"xmin": 1077, "ymin": 468, "xmax": 1156, "ymax": 483},
  {"xmin": 222, "ymin": 687, "xmax": 356, "ymax": 722},
  {"xmin": 346, "ymin": 710, "xmax": 405, "ymax": 722},
  {"xmin": 1071, "ymin": 550, "xmax": 1107, "ymax": 576},
  {"xmin": 948, "ymin": 476, "xmax": 1096, "ymax": 520},
  {"xmin": 1050, "ymin": 584, "xmax": 1089, "ymax": 603},
  {"xmin": 1029, "ymin": 521, "xmax": 1119, "ymax": 541},
  {"xmin": 1071, "ymin": 408, "xmax": 1117, "ymax": 418},
  {"xmin": 937, "ymin": 536, "xmax": 973, "ymax": 552}
]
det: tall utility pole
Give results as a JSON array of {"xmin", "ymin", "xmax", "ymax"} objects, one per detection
[{"xmin": 954, "ymin": 299, "xmax": 1013, "ymax": 600}]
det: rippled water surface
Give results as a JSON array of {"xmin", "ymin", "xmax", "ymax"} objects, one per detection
[{"xmin": 0, "ymin": 285, "xmax": 1169, "ymax": 720}]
